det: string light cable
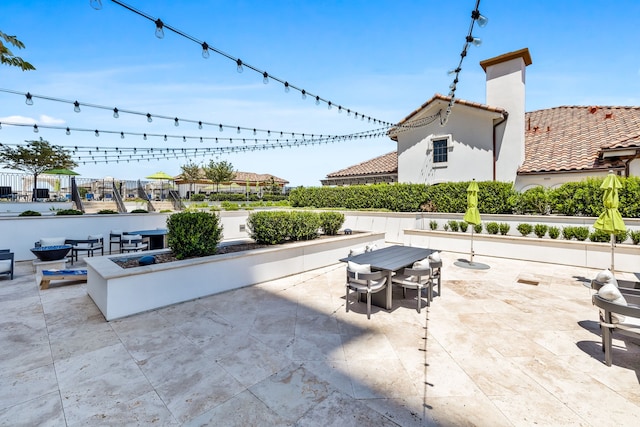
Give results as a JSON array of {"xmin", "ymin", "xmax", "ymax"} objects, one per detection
[
  {"xmin": 88, "ymin": 0, "xmax": 394, "ymax": 127},
  {"xmin": 440, "ymin": 0, "xmax": 488, "ymax": 126},
  {"xmin": 0, "ymin": 87, "xmax": 391, "ymax": 139}
]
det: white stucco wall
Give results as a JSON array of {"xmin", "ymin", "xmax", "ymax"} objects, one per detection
[
  {"xmin": 485, "ymin": 56, "xmax": 527, "ymax": 182},
  {"xmin": 396, "ymin": 102, "xmax": 501, "ymax": 185}
]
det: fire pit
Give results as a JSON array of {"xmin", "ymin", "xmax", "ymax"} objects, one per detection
[{"xmin": 30, "ymin": 245, "xmax": 72, "ymax": 262}]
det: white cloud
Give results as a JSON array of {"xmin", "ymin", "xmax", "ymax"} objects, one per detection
[
  {"xmin": 0, "ymin": 115, "xmax": 37, "ymax": 125},
  {"xmin": 38, "ymin": 115, "xmax": 66, "ymax": 125}
]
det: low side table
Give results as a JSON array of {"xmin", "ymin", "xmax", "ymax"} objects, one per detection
[{"xmin": 32, "ymin": 258, "xmax": 68, "ymax": 274}]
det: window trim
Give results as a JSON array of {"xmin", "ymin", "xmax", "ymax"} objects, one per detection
[{"xmin": 428, "ymin": 135, "xmax": 452, "ymax": 167}]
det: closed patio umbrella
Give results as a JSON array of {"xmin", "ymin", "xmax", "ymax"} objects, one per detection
[
  {"xmin": 593, "ymin": 171, "xmax": 626, "ymax": 274},
  {"xmin": 463, "ymin": 179, "xmax": 481, "ymax": 263}
]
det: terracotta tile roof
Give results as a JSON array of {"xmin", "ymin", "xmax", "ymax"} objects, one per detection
[
  {"xmin": 520, "ymin": 106, "xmax": 640, "ymax": 174},
  {"xmin": 232, "ymin": 171, "xmax": 289, "ymax": 185},
  {"xmin": 326, "ymin": 151, "xmax": 397, "ymax": 178}
]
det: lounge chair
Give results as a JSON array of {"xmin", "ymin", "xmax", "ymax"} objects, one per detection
[{"xmin": 0, "ymin": 249, "xmax": 14, "ymax": 280}]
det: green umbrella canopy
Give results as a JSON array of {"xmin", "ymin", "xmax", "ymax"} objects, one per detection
[
  {"xmin": 43, "ymin": 168, "xmax": 80, "ymax": 176},
  {"xmin": 145, "ymin": 171, "xmax": 174, "ymax": 180},
  {"xmin": 594, "ymin": 172, "xmax": 626, "ymax": 233},
  {"xmin": 463, "ymin": 180, "xmax": 481, "ymax": 225}
]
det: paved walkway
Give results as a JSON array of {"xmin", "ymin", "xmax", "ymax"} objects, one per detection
[{"xmin": 1, "ymin": 251, "xmax": 639, "ymax": 426}]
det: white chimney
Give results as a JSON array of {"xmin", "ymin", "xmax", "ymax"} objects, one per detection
[{"xmin": 480, "ymin": 48, "xmax": 532, "ymax": 182}]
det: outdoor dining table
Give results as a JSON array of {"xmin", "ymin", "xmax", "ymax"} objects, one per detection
[
  {"xmin": 339, "ymin": 245, "xmax": 437, "ymax": 310},
  {"xmin": 125, "ymin": 229, "xmax": 168, "ymax": 250}
]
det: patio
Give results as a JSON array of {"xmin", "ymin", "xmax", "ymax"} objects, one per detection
[{"xmin": 1, "ymin": 251, "xmax": 639, "ymax": 425}]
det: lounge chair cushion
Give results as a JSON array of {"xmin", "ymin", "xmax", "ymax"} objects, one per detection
[
  {"xmin": 595, "ymin": 269, "xmax": 618, "ymax": 286},
  {"xmin": 413, "ymin": 258, "xmax": 430, "ymax": 269},
  {"xmin": 348, "ymin": 261, "xmax": 371, "ymax": 274},
  {"xmin": 598, "ymin": 282, "xmax": 628, "ymax": 323},
  {"xmin": 0, "ymin": 260, "xmax": 11, "ymax": 273},
  {"xmin": 349, "ymin": 247, "xmax": 367, "ymax": 256},
  {"xmin": 366, "ymin": 243, "xmax": 378, "ymax": 252},
  {"xmin": 428, "ymin": 251, "xmax": 441, "ymax": 263},
  {"xmin": 40, "ymin": 237, "xmax": 67, "ymax": 247}
]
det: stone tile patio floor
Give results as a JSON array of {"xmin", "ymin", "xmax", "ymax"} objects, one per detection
[{"xmin": 1, "ymin": 251, "xmax": 639, "ymax": 426}]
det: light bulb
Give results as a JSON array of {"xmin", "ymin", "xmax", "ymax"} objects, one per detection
[
  {"xmin": 201, "ymin": 42, "xmax": 210, "ymax": 58},
  {"xmin": 174, "ymin": 118, "xmax": 179, "ymax": 127},
  {"xmin": 253, "ymin": 129, "xmax": 257, "ymax": 135},
  {"xmin": 155, "ymin": 19, "xmax": 164, "ymax": 39},
  {"xmin": 95, "ymin": 130, "xmax": 99, "ymax": 137},
  {"xmin": 466, "ymin": 35, "xmax": 482, "ymax": 47},
  {"xmin": 236, "ymin": 59, "xmax": 243, "ymax": 73},
  {"xmin": 74, "ymin": 101, "xmax": 81, "ymax": 113},
  {"xmin": 90, "ymin": 0, "xmax": 102, "ymax": 10},
  {"xmin": 183, "ymin": 136, "xmax": 186, "ymax": 142},
  {"xmin": 237, "ymin": 127, "xmax": 241, "ymax": 134},
  {"xmin": 338, "ymin": 106, "xmax": 342, "ymax": 114},
  {"xmin": 284, "ymin": 82, "xmax": 290, "ymax": 93},
  {"xmin": 33, "ymin": 124, "xmax": 38, "ymax": 133},
  {"xmin": 219, "ymin": 124, "xmax": 223, "ymax": 132},
  {"xmin": 164, "ymin": 135, "xmax": 167, "ymax": 141},
  {"xmin": 66, "ymin": 127, "xmax": 70, "ymax": 135},
  {"xmin": 0, "ymin": 122, "xmax": 2, "ymax": 129},
  {"xmin": 327, "ymin": 101, "xmax": 332, "ymax": 110},
  {"xmin": 120, "ymin": 132, "xmax": 125, "ymax": 139},
  {"xmin": 263, "ymin": 72, "xmax": 269, "ymax": 84},
  {"xmin": 301, "ymin": 90, "xmax": 306, "ymax": 100},
  {"xmin": 315, "ymin": 96, "xmax": 320, "ymax": 106},
  {"xmin": 347, "ymin": 109, "xmax": 351, "ymax": 116},
  {"xmin": 147, "ymin": 113, "xmax": 153, "ymax": 123},
  {"xmin": 472, "ymin": 10, "xmax": 488, "ymax": 27},
  {"xmin": 198, "ymin": 121, "xmax": 203, "ymax": 129},
  {"xmin": 25, "ymin": 92, "xmax": 33, "ymax": 105},
  {"xmin": 143, "ymin": 133, "xmax": 147, "ymax": 140},
  {"xmin": 113, "ymin": 108, "xmax": 119, "ymax": 118}
]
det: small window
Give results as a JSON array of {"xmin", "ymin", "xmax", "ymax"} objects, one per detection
[{"xmin": 432, "ymin": 138, "xmax": 448, "ymax": 163}]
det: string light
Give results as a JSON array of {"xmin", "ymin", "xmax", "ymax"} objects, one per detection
[
  {"xmin": 25, "ymin": 92, "xmax": 33, "ymax": 105},
  {"xmin": 113, "ymin": 108, "xmax": 119, "ymax": 118},
  {"xmin": 92, "ymin": 1, "xmax": 394, "ymax": 126},
  {"xmin": 74, "ymin": 101, "xmax": 81, "ymax": 113},
  {"xmin": 441, "ymin": 0, "xmax": 488, "ymax": 126},
  {"xmin": 90, "ymin": 0, "xmax": 102, "ymax": 10}
]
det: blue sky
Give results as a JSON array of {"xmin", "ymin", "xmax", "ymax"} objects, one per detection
[{"xmin": 1, "ymin": 0, "xmax": 639, "ymax": 187}]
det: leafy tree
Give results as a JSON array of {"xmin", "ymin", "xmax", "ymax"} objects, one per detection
[
  {"xmin": 0, "ymin": 138, "xmax": 76, "ymax": 201},
  {"xmin": 202, "ymin": 160, "xmax": 235, "ymax": 192},
  {"xmin": 0, "ymin": 31, "xmax": 35, "ymax": 71},
  {"xmin": 180, "ymin": 161, "xmax": 202, "ymax": 196}
]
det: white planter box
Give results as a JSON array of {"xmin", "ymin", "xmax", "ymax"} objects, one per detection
[
  {"xmin": 404, "ymin": 229, "xmax": 640, "ymax": 272},
  {"xmin": 86, "ymin": 232, "xmax": 384, "ymax": 321}
]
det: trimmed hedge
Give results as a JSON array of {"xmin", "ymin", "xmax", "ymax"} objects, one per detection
[
  {"xmin": 289, "ymin": 176, "xmax": 640, "ymax": 217},
  {"xmin": 56, "ymin": 209, "xmax": 83, "ymax": 215},
  {"xmin": 247, "ymin": 210, "xmax": 345, "ymax": 244},
  {"xmin": 167, "ymin": 211, "xmax": 223, "ymax": 259}
]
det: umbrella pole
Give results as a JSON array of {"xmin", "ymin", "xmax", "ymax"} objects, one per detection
[
  {"xmin": 610, "ymin": 233, "xmax": 615, "ymax": 275},
  {"xmin": 470, "ymin": 227, "xmax": 475, "ymax": 264}
]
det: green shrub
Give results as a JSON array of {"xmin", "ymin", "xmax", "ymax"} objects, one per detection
[
  {"xmin": 474, "ymin": 223, "xmax": 483, "ymax": 233},
  {"xmin": 631, "ymin": 230, "xmax": 640, "ymax": 245},
  {"xmin": 573, "ymin": 226, "xmax": 589, "ymax": 241},
  {"xmin": 97, "ymin": 209, "xmax": 118, "ymax": 214},
  {"xmin": 247, "ymin": 211, "xmax": 292, "ymax": 244},
  {"xmin": 289, "ymin": 211, "xmax": 321, "ymax": 241},
  {"xmin": 615, "ymin": 229, "xmax": 629, "ymax": 244},
  {"xmin": 166, "ymin": 211, "xmax": 223, "ymax": 260},
  {"xmin": 512, "ymin": 186, "xmax": 549, "ymax": 215},
  {"xmin": 485, "ymin": 222, "xmax": 499, "ymax": 235},
  {"xmin": 319, "ymin": 211, "xmax": 345, "ymax": 235},
  {"xmin": 443, "ymin": 223, "xmax": 450, "ymax": 231},
  {"xmin": 548, "ymin": 226, "xmax": 560, "ymax": 239},
  {"xmin": 459, "ymin": 221, "xmax": 469, "ymax": 232},
  {"xmin": 429, "ymin": 220, "xmax": 438, "ymax": 230},
  {"xmin": 130, "ymin": 209, "xmax": 148, "ymax": 213},
  {"xmin": 589, "ymin": 228, "xmax": 611, "ymax": 243},
  {"xmin": 517, "ymin": 223, "xmax": 533, "ymax": 236},
  {"xmin": 160, "ymin": 209, "xmax": 173, "ymax": 213},
  {"xmin": 221, "ymin": 201, "xmax": 240, "ymax": 211},
  {"xmin": 499, "ymin": 223, "xmax": 510, "ymax": 235},
  {"xmin": 562, "ymin": 226, "xmax": 575, "ymax": 240},
  {"xmin": 533, "ymin": 224, "xmax": 548, "ymax": 238},
  {"xmin": 447, "ymin": 220, "xmax": 459, "ymax": 232},
  {"xmin": 19, "ymin": 210, "xmax": 41, "ymax": 216},
  {"xmin": 56, "ymin": 209, "xmax": 83, "ymax": 215},
  {"xmin": 190, "ymin": 193, "xmax": 206, "ymax": 201}
]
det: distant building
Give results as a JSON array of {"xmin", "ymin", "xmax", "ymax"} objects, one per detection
[
  {"xmin": 174, "ymin": 171, "xmax": 289, "ymax": 197},
  {"xmin": 321, "ymin": 151, "xmax": 397, "ymax": 186},
  {"xmin": 324, "ymin": 48, "xmax": 640, "ymax": 191}
]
